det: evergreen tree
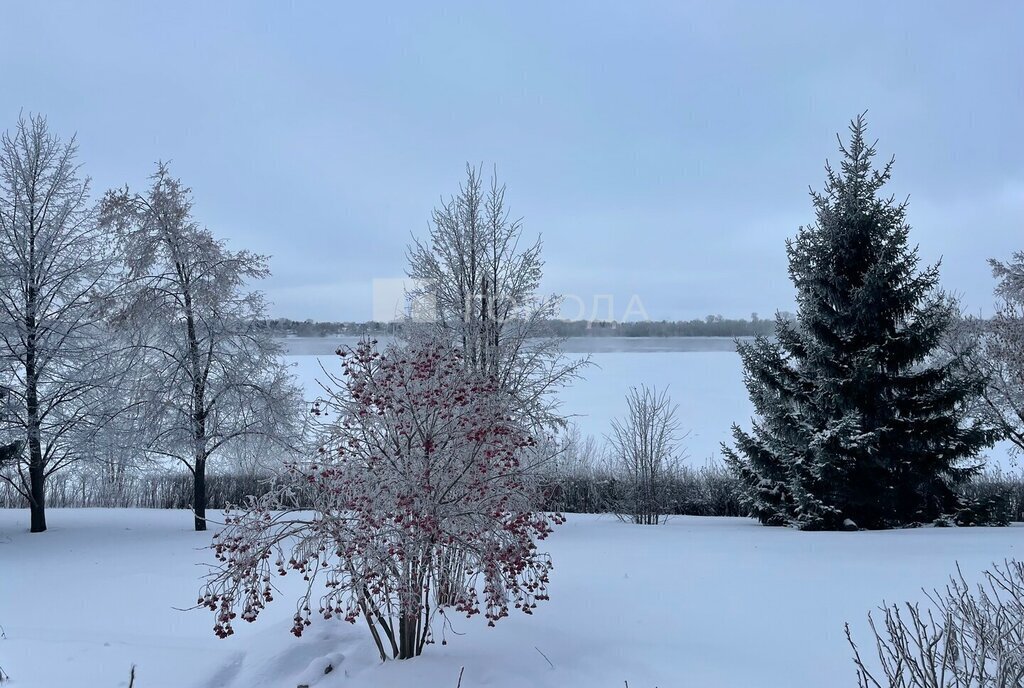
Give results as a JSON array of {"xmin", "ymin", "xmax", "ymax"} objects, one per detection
[{"xmin": 723, "ymin": 115, "xmax": 993, "ymax": 530}]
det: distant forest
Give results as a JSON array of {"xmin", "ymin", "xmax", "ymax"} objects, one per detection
[{"xmin": 259, "ymin": 314, "xmax": 785, "ymax": 338}]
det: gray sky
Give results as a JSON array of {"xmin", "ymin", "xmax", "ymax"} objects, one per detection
[{"xmin": 4, "ymin": 1, "xmax": 1022, "ymax": 321}]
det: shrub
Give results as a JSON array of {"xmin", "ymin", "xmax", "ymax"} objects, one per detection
[
  {"xmin": 199, "ymin": 341, "xmax": 561, "ymax": 661},
  {"xmin": 846, "ymin": 560, "xmax": 1024, "ymax": 687}
]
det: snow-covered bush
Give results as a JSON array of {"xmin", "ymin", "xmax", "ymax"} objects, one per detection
[
  {"xmin": 535, "ymin": 428, "xmax": 760, "ymax": 518},
  {"xmin": 200, "ymin": 340, "xmax": 562, "ymax": 661},
  {"xmin": 846, "ymin": 560, "xmax": 1024, "ymax": 687}
]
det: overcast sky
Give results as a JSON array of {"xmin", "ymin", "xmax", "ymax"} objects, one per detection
[{"xmin": 3, "ymin": 1, "xmax": 1022, "ymax": 321}]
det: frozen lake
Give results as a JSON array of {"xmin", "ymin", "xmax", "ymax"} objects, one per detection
[
  {"xmin": 281, "ymin": 335, "xmax": 745, "ymax": 356},
  {"xmin": 282, "ymin": 337, "xmax": 1015, "ymax": 468},
  {"xmin": 283, "ymin": 337, "xmax": 751, "ymax": 463}
]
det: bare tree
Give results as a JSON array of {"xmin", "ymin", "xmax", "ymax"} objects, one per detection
[
  {"xmin": 99, "ymin": 164, "xmax": 303, "ymax": 531},
  {"xmin": 406, "ymin": 164, "xmax": 587, "ymax": 433},
  {"xmin": 0, "ymin": 113, "xmax": 117, "ymax": 533},
  {"xmin": 846, "ymin": 560, "xmax": 1024, "ymax": 687},
  {"xmin": 969, "ymin": 254, "xmax": 1024, "ymax": 458},
  {"xmin": 607, "ymin": 385, "xmax": 683, "ymax": 525}
]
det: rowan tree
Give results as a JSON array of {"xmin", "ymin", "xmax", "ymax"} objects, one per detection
[{"xmin": 200, "ymin": 340, "xmax": 562, "ymax": 661}]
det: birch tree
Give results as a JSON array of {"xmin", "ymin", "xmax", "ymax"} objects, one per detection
[
  {"xmin": 99, "ymin": 164, "xmax": 302, "ymax": 531},
  {"xmin": 406, "ymin": 164, "xmax": 586, "ymax": 433},
  {"xmin": 0, "ymin": 113, "xmax": 117, "ymax": 533}
]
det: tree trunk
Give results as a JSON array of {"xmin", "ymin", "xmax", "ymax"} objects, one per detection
[
  {"xmin": 194, "ymin": 457, "xmax": 207, "ymax": 531},
  {"xmin": 397, "ymin": 614, "xmax": 418, "ymax": 659},
  {"xmin": 25, "ymin": 314, "xmax": 46, "ymax": 533},
  {"xmin": 29, "ymin": 459, "xmax": 46, "ymax": 533}
]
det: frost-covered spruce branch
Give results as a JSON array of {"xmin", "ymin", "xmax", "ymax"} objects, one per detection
[{"xmin": 200, "ymin": 340, "xmax": 563, "ymax": 662}]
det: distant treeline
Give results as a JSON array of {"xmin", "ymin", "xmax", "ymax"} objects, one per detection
[
  {"xmin": 260, "ymin": 314, "xmax": 785, "ymax": 339},
  {"xmin": 546, "ymin": 315, "xmax": 781, "ymax": 338},
  {"xmin": 260, "ymin": 318, "xmax": 396, "ymax": 338}
]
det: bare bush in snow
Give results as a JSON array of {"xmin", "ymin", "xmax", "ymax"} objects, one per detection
[
  {"xmin": 607, "ymin": 385, "xmax": 684, "ymax": 525},
  {"xmin": 846, "ymin": 560, "xmax": 1024, "ymax": 687}
]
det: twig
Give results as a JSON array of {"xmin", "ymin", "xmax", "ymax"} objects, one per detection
[
  {"xmin": 456, "ymin": 665, "xmax": 465, "ymax": 688},
  {"xmin": 0, "ymin": 624, "xmax": 8, "ymax": 683},
  {"xmin": 535, "ymin": 645, "xmax": 554, "ymax": 669},
  {"xmin": 128, "ymin": 664, "xmax": 136, "ymax": 688}
]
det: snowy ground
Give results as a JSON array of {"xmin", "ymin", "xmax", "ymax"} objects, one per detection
[{"xmin": 1, "ymin": 508, "xmax": 1020, "ymax": 688}]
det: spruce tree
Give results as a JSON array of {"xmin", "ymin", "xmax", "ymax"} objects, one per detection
[{"xmin": 723, "ymin": 115, "xmax": 993, "ymax": 530}]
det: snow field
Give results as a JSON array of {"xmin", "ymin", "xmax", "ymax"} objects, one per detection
[{"xmin": 1, "ymin": 509, "xmax": 1020, "ymax": 687}]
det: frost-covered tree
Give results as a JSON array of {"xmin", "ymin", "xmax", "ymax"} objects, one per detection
[
  {"xmin": 99, "ymin": 164, "xmax": 303, "ymax": 531},
  {"xmin": 0, "ymin": 114, "xmax": 118, "ymax": 533},
  {"xmin": 607, "ymin": 385, "xmax": 683, "ymax": 525},
  {"xmin": 723, "ymin": 115, "xmax": 992, "ymax": 530},
  {"xmin": 406, "ymin": 164, "xmax": 586, "ymax": 432},
  {"xmin": 69, "ymin": 337, "xmax": 160, "ymax": 505},
  {"xmin": 964, "ymin": 254, "xmax": 1024, "ymax": 458},
  {"xmin": 200, "ymin": 340, "xmax": 561, "ymax": 661}
]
